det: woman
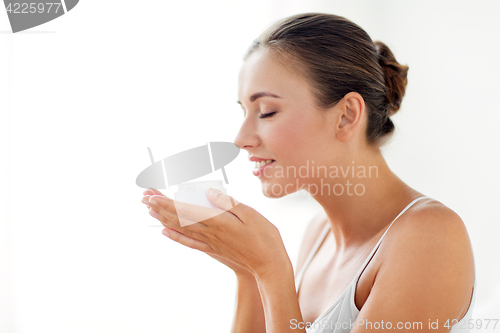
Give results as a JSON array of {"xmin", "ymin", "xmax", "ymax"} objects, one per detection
[{"xmin": 142, "ymin": 13, "xmax": 475, "ymax": 332}]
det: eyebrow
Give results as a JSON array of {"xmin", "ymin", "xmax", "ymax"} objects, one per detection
[{"xmin": 236, "ymin": 92, "xmax": 282, "ymax": 105}]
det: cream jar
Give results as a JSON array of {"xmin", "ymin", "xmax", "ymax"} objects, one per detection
[
  {"xmin": 173, "ymin": 180, "xmax": 226, "ymax": 209},
  {"xmin": 173, "ymin": 180, "xmax": 227, "ymax": 226}
]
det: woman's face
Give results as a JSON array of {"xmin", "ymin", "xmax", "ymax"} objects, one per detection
[{"xmin": 235, "ymin": 49, "xmax": 341, "ymax": 198}]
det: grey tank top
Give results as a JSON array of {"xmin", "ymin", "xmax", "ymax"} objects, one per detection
[{"xmin": 295, "ymin": 196, "xmax": 476, "ymax": 332}]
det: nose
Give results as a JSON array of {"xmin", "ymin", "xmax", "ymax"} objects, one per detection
[{"xmin": 234, "ymin": 119, "xmax": 259, "ymax": 151}]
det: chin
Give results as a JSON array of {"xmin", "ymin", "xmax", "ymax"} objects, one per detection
[
  {"xmin": 260, "ymin": 180, "xmax": 298, "ymax": 198},
  {"xmin": 262, "ymin": 190, "xmax": 285, "ymax": 199}
]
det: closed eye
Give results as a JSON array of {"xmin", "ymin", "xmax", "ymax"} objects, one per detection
[{"xmin": 260, "ymin": 111, "xmax": 276, "ymax": 119}]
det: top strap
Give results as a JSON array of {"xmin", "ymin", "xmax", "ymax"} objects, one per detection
[
  {"xmin": 352, "ymin": 196, "xmax": 432, "ymax": 280},
  {"xmin": 295, "ymin": 196, "xmax": 432, "ymax": 292}
]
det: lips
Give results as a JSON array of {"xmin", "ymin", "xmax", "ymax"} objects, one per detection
[{"xmin": 249, "ymin": 156, "xmax": 275, "ymax": 162}]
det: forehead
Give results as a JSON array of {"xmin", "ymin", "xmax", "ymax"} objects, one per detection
[{"xmin": 237, "ymin": 49, "xmax": 311, "ymax": 105}]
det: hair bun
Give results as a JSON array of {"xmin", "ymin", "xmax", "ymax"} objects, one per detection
[{"xmin": 374, "ymin": 41, "xmax": 408, "ymax": 116}]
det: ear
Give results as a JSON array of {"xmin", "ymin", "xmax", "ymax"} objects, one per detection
[{"xmin": 336, "ymin": 92, "xmax": 365, "ymax": 143}]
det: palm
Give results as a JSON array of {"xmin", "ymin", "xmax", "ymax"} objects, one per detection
[{"xmin": 144, "ymin": 189, "xmax": 252, "ymax": 276}]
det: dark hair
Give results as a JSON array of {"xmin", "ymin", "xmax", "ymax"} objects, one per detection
[{"xmin": 243, "ymin": 13, "xmax": 409, "ymax": 146}]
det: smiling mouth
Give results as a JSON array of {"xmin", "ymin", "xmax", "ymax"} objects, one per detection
[
  {"xmin": 252, "ymin": 160, "xmax": 276, "ymax": 177},
  {"xmin": 253, "ymin": 159, "xmax": 276, "ymax": 169}
]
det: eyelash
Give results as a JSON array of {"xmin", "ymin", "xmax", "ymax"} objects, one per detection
[{"xmin": 259, "ymin": 111, "xmax": 276, "ymax": 119}]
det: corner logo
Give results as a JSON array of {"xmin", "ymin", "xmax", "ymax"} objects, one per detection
[{"xmin": 3, "ymin": 0, "xmax": 78, "ymax": 33}]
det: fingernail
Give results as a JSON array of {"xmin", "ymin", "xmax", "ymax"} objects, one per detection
[
  {"xmin": 149, "ymin": 198, "xmax": 158, "ymax": 205},
  {"xmin": 162, "ymin": 230, "xmax": 170, "ymax": 237},
  {"xmin": 149, "ymin": 210, "xmax": 158, "ymax": 218}
]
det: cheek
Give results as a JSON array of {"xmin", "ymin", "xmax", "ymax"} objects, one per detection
[
  {"xmin": 266, "ymin": 124, "xmax": 293, "ymax": 149},
  {"xmin": 266, "ymin": 116, "xmax": 321, "ymax": 159}
]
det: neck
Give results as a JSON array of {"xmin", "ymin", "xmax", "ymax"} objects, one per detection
[{"xmin": 309, "ymin": 148, "xmax": 421, "ymax": 252}]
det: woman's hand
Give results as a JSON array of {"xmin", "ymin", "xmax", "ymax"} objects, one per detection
[
  {"xmin": 141, "ymin": 188, "xmax": 292, "ymax": 279},
  {"xmin": 142, "ymin": 189, "xmax": 253, "ymax": 278}
]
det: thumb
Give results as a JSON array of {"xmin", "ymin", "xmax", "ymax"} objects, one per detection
[{"xmin": 206, "ymin": 188, "xmax": 241, "ymax": 211}]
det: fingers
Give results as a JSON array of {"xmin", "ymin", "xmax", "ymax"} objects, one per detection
[
  {"xmin": 144, "ymin": 195, "xmax": 210, "ymax": 231},
  {"xmin": 162, "ymin": 227, "xmax": 213, "ymax": 253},
  {"xmin": 142, "ymin": 189, "xmax": 163, "ymax": 209},
  {"xmin": 206, "ymin": 189, "xmax": 251, "ymax": 222},
  {"xmin": 207, "ymin": 188, "xmax": 241, "ymax": 211},
  {"xmin": 148, "ymin": 194, "xmax": 227, "ymax": 226},
  {"xmin": 143, "ymin": 188, "xmax": 164, "ymax": 196},
  {"xmin": 148, "ymin": 206, "xmax": 210, "ymax": 243},
  {"xmin": 141, "ymin": 190, "xmax": 214, "ymax": 251}
]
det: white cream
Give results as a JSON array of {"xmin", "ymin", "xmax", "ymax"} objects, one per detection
[
  {"xmin": 173, "ymin": 180, "xmax": 227, "ymax": 227},
  {"xmin": 174, "ymin": 180, "xmax": 226, "ymax": 209}
]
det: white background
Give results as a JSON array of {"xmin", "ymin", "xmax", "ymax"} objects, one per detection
[{"xmin": 1, "ymin": 0, "xmax": 499, "ymax": 332}]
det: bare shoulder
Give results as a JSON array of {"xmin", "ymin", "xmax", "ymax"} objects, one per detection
[
  {"xmin": 361, "ymin": 198, "xmax": 475, "ymax": 323},
  {"xmin": 383, "ymin": 198, "xmax": 474, "ymax": 263},
  {"xmin": 294, "ymin": 211, "xmax": 328, "ymax": 277}
]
